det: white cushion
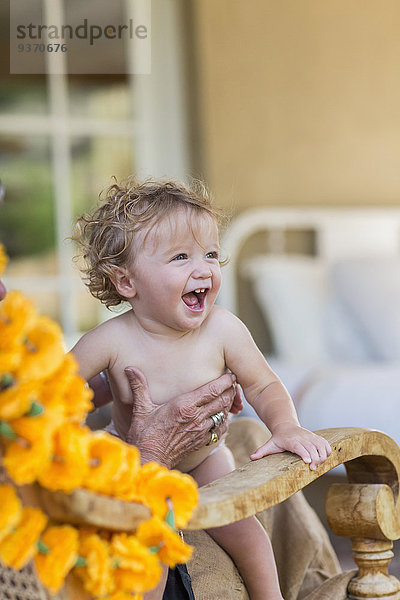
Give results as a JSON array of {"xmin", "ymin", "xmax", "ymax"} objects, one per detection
[
  {"xmin": 243, "ymin": 255, "xmax": 328, "ymax": 361},
  {"xmin": 332, "ymin": 258, "xmax": 400, "ymax": 360},
  {"xmin": 243, "ymin": 255, "xmax": 370, "ymax": 362},
  {"xmin": 296, "ymin": 363, "xmax": 400, "ymax": 447}
]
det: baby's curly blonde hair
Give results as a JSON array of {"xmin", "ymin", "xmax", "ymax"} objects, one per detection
[{"xmin": 73, "ymin": 177, "xmax": 223, "ymax": 308}]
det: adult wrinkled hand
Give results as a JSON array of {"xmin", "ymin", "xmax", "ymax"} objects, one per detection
[{"xmin": 124, "ymin": 367, "xmax": 239, "ymax": 468}]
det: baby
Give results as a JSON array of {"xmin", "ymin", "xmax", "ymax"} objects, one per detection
[{"xmin": 72, "ymin": 178, "xmax": 331, "ymax": 600}]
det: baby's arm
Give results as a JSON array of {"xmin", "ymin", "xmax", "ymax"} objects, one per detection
[
  {"xmin": 218, "ymin": 308, "xmax": 331, "ymax": 469},
  {"xmin": 71, "ymin": 321, "xmax": 116, "ymax": 408}
]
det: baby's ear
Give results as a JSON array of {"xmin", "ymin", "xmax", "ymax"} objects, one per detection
[{"xmin": 111, "ymin": 267, "xmax": 136, "ymax": 299}]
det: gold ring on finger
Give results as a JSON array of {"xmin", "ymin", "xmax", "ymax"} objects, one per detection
[{"xmin": 207, "ymin": 431, "xmax": 219, "ymax": 446}]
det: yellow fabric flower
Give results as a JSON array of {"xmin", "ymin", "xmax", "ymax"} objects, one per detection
[
  {"xmin": 135, "ymin": 468, "xmax": 199, "ymax": 529},
  {"xmin": 136, "ymin": 516, "xmax": 193, "ymax": 568},
  {"xmin": 34, "ymin": 525, "xmax": 79, "ymax": 593},
  {"xmin": 0, "ymin": 290, "xmax": 37, "ymax": 353},
  {"xmin": 0, "ymin": 380, "xmax": 38, "ymax": 421},
  {"xmin": 130, "ymin": 462, "xmax": 168, "ymax": 503},
  {"xmin": 84, "ymin": 431, "xmax": 128, "ymax": 494},
  {"xmin": 0, "ymin": 484, "xmax": 22, "ymax": 543},
  {"xmin": 0, "ymin": 507, "xmax": 47, "ymax": 569},
  {"xmin": 16, "ymin": 316, "xmax": 65, "ymax": 381},
  {"xmin": 75, "ymin": 532, "xmax": 115, "ymax": 597},
  {"xmin": 39, "ymin": 352, "xmax": 80, "ymax": 411},
  {"xmin": 111, "ymin": 533, "xmax": 162, "ymax": 594},
  {"xmin": 0, "ymin": 242, "xmax": 8, "ymax": 275},
  {"xmin": 38, "ymin": 354, "xmax": 92, "ymax": 423},
  {"xmin": 38, "ymin": 423, "xmax": 92, "ymax": 492},
  {"xmin": 2, "ymin": 411, "xmax": 62, "ymax": 484},
  {"xmin": 0, "ymin": 350, "xmax": 22, "ymax": 378},
  {"xmin": 61, "ymin": 374, "xmax": 93, "ymax": 422},
  {"xmin": 108, "ymin": 445, "xmax": 141, "ymax": 500}
]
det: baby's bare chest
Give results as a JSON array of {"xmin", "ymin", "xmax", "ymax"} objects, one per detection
[{"xmin": 109, "ymin": 332, "xmax": 226, "ymax": 408}]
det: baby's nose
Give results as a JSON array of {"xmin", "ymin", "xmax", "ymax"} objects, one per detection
[{"xmin": 192, "ymin": 258, "xmax": 212, "ymax": 278}]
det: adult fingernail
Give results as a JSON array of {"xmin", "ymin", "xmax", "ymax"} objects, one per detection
[
  {"xmin": 124, "ymin": 367, "xmax": 135, "ymax": 377},
  {"xmin": 231, "ymin": 374, "xmax": 237, "ymax": 382}
]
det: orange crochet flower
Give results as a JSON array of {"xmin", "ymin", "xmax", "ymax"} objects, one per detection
[
  {"xmin": 84, "ymin": 432, "xmax": 128, "ymax": 494},
  {"xmin": 16, "ymin": 315, "xmax": 65, "ymax": 381},
  {"xmin": 0, "ymin": 484, "xmax": 22, "ymax": 543},
  {"xmin": 38, "ymin": 422, "xmax": 92, "ymax": 492},
  {"xmin": 0, "ymin": 380, "xmax": 39, "ymax": 421},
  {"xmin": 135, "ymin": 468, "xmax": 199, "ymax": 529},
  {"xmin": 38, "ymin": 352, "xmax": 79, "ymax": 410},
  {"xmin": 62, "ymin": 374, "xmax": 94, "ymax": 422},
  {"xmin": 0, "ymin": 290, "xmax": 37, "ymax": 353},
  {"xmin": 34, "ymin": 525, "xmax": 79, "ymax": 593},
  {"xmin": 2, "ymin": 411, "xmax": 62, "ymax": 484},
  {"xmin": 0, "ymin": 507, "xmax": 47, "ymax": 569},
  {"xmin": 108, "ymin": 445, "xmax": 141, "ymax": 500},
  {"xmin": 75, "ymin": 532, "xmax": 115, "ymax": 597},
  {"xmin": 136, "ymin": 516, "xmax": 193, "ymax": 568},
  {"xmin": 111, "ymin": 533, "xmax": 162, "ymax": 594},
  {"xmin": 130, "ymin": 462, "xmax": 168, "ymax": 503},
  {"xmin": 0, "ymin": 350, "xmax": 22, "ymax": 378}
]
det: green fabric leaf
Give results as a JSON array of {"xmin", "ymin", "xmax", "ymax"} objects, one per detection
[
  {"xmin": 37, "ymin": 539, "xmax": 50, "ymax": 554},
  {"xmin": 74, "ymin": 556, "xmax": 87, "ymax": 568},
  {"xmin": 26, "ymin": 401, "xmax": 44, "ymax": 417},
  {"xmin": 0, "ymin": 421, "xmax": 17, "ymax": 440}
]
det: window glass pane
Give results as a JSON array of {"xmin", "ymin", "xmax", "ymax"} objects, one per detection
[
  {"xmin": 71, "ymin": 135, "xmax": 133, "ymax": 216},
  {"xmin": 0, "ymin": 134, "xmax": 61, "ymax": 321},
  {"xmin": 0, "ymin": 76, "xmax": 48, "ymax": 115},
  {"xmin": 0, "ymin": 135, "xmax": 54, "ymax": 258},
  {"xmin": 68, "ymin": 77, "xmax": 131, "ymax": 120}
]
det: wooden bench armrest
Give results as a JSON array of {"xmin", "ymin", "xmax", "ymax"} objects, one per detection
[{"xmin": 188, "ymin": 426, "xmax": 400, "ymax": 530}]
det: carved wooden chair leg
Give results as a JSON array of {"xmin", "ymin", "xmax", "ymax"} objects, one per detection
[
  {"xmin": 326, "ymin": 483, "xmax": 400, "ymax": 599},
  {"xmin": 348, "ymin": 539, "xmax": 400, "ymax": 599}
]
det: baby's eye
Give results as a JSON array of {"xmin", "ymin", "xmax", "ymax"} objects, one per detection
[
  {"xmin": 173, "ymin": 253, "xmax": 187, "ymax": 261},
  {"xmin": 206, "ymin": 251, "xmax": 219, "ymax": 260}
]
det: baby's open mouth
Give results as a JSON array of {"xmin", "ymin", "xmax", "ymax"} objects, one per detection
[{"xmin": 182, "ymin": 288, "xmax": 208, "ymax": 311}]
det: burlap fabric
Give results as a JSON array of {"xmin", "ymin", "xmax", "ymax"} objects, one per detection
[{"xmin": 185, "ymin": 418, "xmax": 356, "ymax": 600}]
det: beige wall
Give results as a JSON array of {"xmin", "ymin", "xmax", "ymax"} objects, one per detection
[{"xmin": 192, "ymin": 1, "xmax": 400, "ymax": 211}]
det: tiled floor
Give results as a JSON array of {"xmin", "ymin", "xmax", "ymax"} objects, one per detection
[{"xmin": 303, "ymin": 473, "xmax": 400, "ymax": 576}]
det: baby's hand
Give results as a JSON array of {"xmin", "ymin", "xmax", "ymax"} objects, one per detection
[{"xmin": 250, "ymin": 423, "xmax": 331, "ymax": 470}]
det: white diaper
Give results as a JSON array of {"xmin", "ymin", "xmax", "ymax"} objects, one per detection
[
  {"xmin": 208, "ymin": 438, "xmax": 226, "ymax": 456},
  {"xmin": 104, "ymin": 420, "xmax": 119, "ymax": 437}
]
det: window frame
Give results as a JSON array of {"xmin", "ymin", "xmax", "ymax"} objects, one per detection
[{"xmin": 2, "ymin": 0, "xmax": 189, "ymax": 347}]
